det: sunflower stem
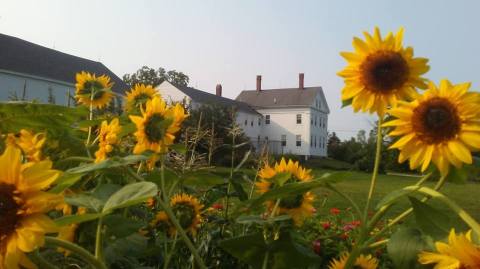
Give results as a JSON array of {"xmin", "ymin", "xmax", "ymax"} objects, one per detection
[
  {"xmin": 261, "ymin": 251, "xmax": 270, "ymax": 269},
  {"xmin": 157, "ymin": 198, "xmax": 207, "ymax": 269},
  {"xmin": 85, "ymin": 87, "xmax": 95, "ymax": 156},
  {"xmin": 160, "ymin": 157, "xmax": 167, "ymax": 202},
  {"xmin": 224, "ymin": 129, "xmax": 236, "ymax": 220},
  {"xmin": 94, "ymin": 216, "xmax": 104, "ymax": 261},
  {"xmin": 386, "ymin": 173, "xmax": 446, "ymax": 229},
  {"xmin": 345, "ymin": 118, "xmax": 384, "ymax": 269},
  {"xmin": 31, "ymin": 250, "xmax": 58, "ymax": 269},
  {"xmin": 269, "ymin": 199, "xmax": 281, "ymax": 219},
  {"xmin": 363, "ymin": 117, "xmax": 384, "ymax": 222},
  {"xmin": 45, "ymin": 237, "xmax": 108, "ymax": 269},
  {"xmin": 163, "ymin": 233, "xmax": 178, "ymax": 269}
]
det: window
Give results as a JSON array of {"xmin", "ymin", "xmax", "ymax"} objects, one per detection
[
  {"xmin": 265, "ymin": 115, "xmax": 270, "ymax": 124},
  {"xmin": 296, "ymin": 114, "xmax": 302, "ymax": 124},
  {"xmin": 314, "ymin": 116, "xmax": 317, "ymax": 126},
  {"xmin": 319, "ymin": 118, "xmax": 322, "ymax": 128},
  {"xmin": 258, "ymin": 118, "xmax": 261, "ymax": 126},
  {"xmin": 315, "ymin": 136, "xmax": 317, "ymax": 148},
  {"xmin": 265, "ymin": 136, "xmax": 269, "ymax": 142},
  {"xmin": 257, "ymin": 135, "xmax": 260, "ymax": 142},
  {"xmin": 281, "ymin": 135, "xmax": 286, "ymax": 147},
  {"xmin": 296, "ymin": 135, "xmax": 301, "ymax": 147},
  {"xmin": 244, "ymin": 119, "xmax": 247, "ymax": 126},
  {"xmin": 311, "ymin": 117, "xmax": 313, "ymax": 125},
  {"xmin": 310, "ymin": 135, "xmax": 313, "ymax": 147},
  {"xmin": 250, "ymin": 121, "xmax": 253, "ymax": 126}
]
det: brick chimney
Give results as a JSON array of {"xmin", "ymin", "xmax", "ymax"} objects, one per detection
[
  {"xmin": 299, "ymin": 73, "xmax": 304, "ymax": 89},
  {"xmin": 216, "ymin": 84, "xmax": 222, "ymax": 96},
  {"xmin": 256, "ymin": 75, "xmax": 262, "ymax": 91}
]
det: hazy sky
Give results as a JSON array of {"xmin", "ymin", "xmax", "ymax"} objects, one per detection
[{"xmin": 1, "ymin": 0, "xmax": 479, "ymax": 139}]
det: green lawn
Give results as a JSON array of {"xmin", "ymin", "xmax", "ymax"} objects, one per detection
[{"xmin": 311, "ymin": 169, "xmax": 480, "ymax": 230}]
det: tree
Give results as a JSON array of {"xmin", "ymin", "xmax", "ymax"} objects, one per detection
[{"xmin": 122, "ymin": 66, "xmax": 189, "ymax": 88}]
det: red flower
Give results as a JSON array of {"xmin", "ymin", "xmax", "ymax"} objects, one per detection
[
  {"xmin": 312, "ymin": 240, "xmax": 321, "ymax": 255},
  {"xmin": 350, "ymin": 220, "xmax": 361, "ymax": 227},
  {"xmin": 322, "ymin": 222, "xmax": 331, "ymax": 230},
  {"xmin": 339, "ymin": 233, "xmax": 349, "ymax": 240},
  {"xmin": 330, "ymin": 208, "xmax": 341, "ymax": 215},
  {"xmin": 212, "ymin": 203, "xmax": 224, "ymax": 210},
  {"xmin": 343, "ymin": 224, "xmax": 355, "ymax": 232}
]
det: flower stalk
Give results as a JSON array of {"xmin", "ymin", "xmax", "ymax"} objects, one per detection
[{"xmin": 45, "ymin": 237, "xmax": 108, "ymax": 269}]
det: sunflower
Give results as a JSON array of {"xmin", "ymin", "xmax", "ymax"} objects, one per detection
[
  {"xmin": 129, "ymin": 96, "xmax": 187, "ymax": 154},
  {"xmin": 75, "ymin": 71, "xmax": 114, "ymax": 109},
  {"xmin": 418, "ymin": 229, "xmax": 480, "ymax": 269},
  {"xmin": 256, "ymin": 158, "xmax": 315, "ymax": 226},
  {"xmin": 338, "ymin": 27, "xmax": 429, "ymax": 116},
  {"xmin": 169, "ymin": 193, "xmax": 203, "ymax": 236},
  {"xmin": 124, "ymin": 84, "xmax": 159, "ymax": 112},
  {"xmin": 0, "ymin": 145, "xmax": 62, "ymax": 269},
  {"xmin": 384, "ymin": 80, "xmax": 480, "ymax": 176},
  {"xmin": 151, "ymin": 211, "xmax": 173, "ymax": 234},
  {"xmin": 328, "ymin": 253, "xmax": 378, "ymax": 269},
  {"xmin": 7, "ymin": 129, "xmax": 46, "ymax": 162},
  {"xmin": 94, "ymin": 118, "xmax": 122, "ymax": 163}
]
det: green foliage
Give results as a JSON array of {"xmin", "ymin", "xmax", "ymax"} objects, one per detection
[
  {"xmin": 122, "ymin": 66, "xmax": 189, "ymax": 88},
  {"xmin": 220, "ymin": 232, "xmax": 320, "ymax": 269},
  {"xmin": 180, "ymin": 103, "xmax": 252, "ymax": 166},
  {"xmin": 409, "ymin": 197, "xmax": 452, "ymax": 239},
  {"xmin": 387, "ymin": 227, "xmax": 432, "ymax": 269},
  {"xmin": 0, "ymin": 102, "xmax": 88, "ymax": 156}
]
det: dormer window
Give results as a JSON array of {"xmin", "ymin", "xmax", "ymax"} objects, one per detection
[
  {"xmin": 296, "ymin": 114, "xmax": 302, "ymax": 124},
  {"xmin": 265, "ymin": 115, "xmax": 270, "ymax": 124}
]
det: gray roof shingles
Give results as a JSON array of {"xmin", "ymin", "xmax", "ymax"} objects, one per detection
[
  {"xmin": 236, "ymin": 87, "xmax": 329, "ymax": 112},
  {"xmin": 174, "ymin": 84, "xmax": 259, "ymax": 115},
  {"xmin": 0, "ymin": 33, "xmax": 128, "ymax": 93}
]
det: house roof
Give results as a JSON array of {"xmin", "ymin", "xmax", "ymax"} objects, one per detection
[
  {"xmin": 236, "ymin": 87, "xmax": 330, "ymax": 113},
  {"xmin": 0, "ymin": 33, "xmax": 128, "ymax": 93},
  {"xmin": 172, "ymin": 83, "xmax": 259, "ymax": 115}
]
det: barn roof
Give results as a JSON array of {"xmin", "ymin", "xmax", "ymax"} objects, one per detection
[{"xmin": 0, "ymin": 33, "xmax": 128, "ymax": 93}]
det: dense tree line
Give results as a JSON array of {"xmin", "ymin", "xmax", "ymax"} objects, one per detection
[{"xmin": 327, "ymin": 123, "xmax": 410, "ymax": 173}]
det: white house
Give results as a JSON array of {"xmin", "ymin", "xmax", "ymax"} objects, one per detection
[
  {"xmin": 157, "ymin": 81, "xmax": 262, "ymax": 139},
  {"xmin": 236, "ymin": 74, "xmax": 329, "ymax": 157},
  {"xmin": 158, "ymin": 74, "xmax": 329, "ymax": 158},
  {"xmin": 0, "ymin": 33, "xmax": 127, "ymax": 105}
]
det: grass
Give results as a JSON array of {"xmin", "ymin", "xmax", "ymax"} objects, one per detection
[{"xmin": 311, "ymin": 168, "xmax": 480, "ymax": 230}]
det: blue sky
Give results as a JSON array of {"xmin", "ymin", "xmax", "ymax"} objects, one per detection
[{"xmin": 1, "ymin": 0, "xmax": 479, "ymax": 139}]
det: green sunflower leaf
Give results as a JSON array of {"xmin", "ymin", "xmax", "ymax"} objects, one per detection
[
  {"xmin": 387, "ymin": 227, "xmax": 432, "ymax": 269},
  {"xmin": 409, "ymin": 196, "xmax": 451, "ymax": 239},
  {"xmin": 102, "ymin": 182, "xmax": 157, "ymax": 214},
  {"xmin": 55, "ymin": 213, "xmax": 104, "ymax": 226}
]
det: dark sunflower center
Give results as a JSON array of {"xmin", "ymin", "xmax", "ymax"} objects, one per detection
[
  {"xmin": 279, "ymin": 194, "xmax": 304, "ymax": 209},
  {"xmin": 84, "ymin": 80, "xmax": 105, "ymax": 91},
  {"xmin": 0, "ymin": 183, "xmax": 21, "ymax": 240},
  {"xmin": 79, "ymin": 80, "xmax": 107, "ymax": 100},
  {"xmin": 412, "ymin": 97, "xmax": 461, "ymax": 144},
  {"xmin": 144, "ymin": 113, "xmax": 169, "ymax": 143},
  {"xmin": 172, "ymin": 203, "xmax": 195, "ymax": 229},
  {"xmin": 360, "ymin": 51, "xmax": 410, "ymax": 93},
  {"xmin": 133, "ymin": 93, "xmax": 151, "ymax": 105}
]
